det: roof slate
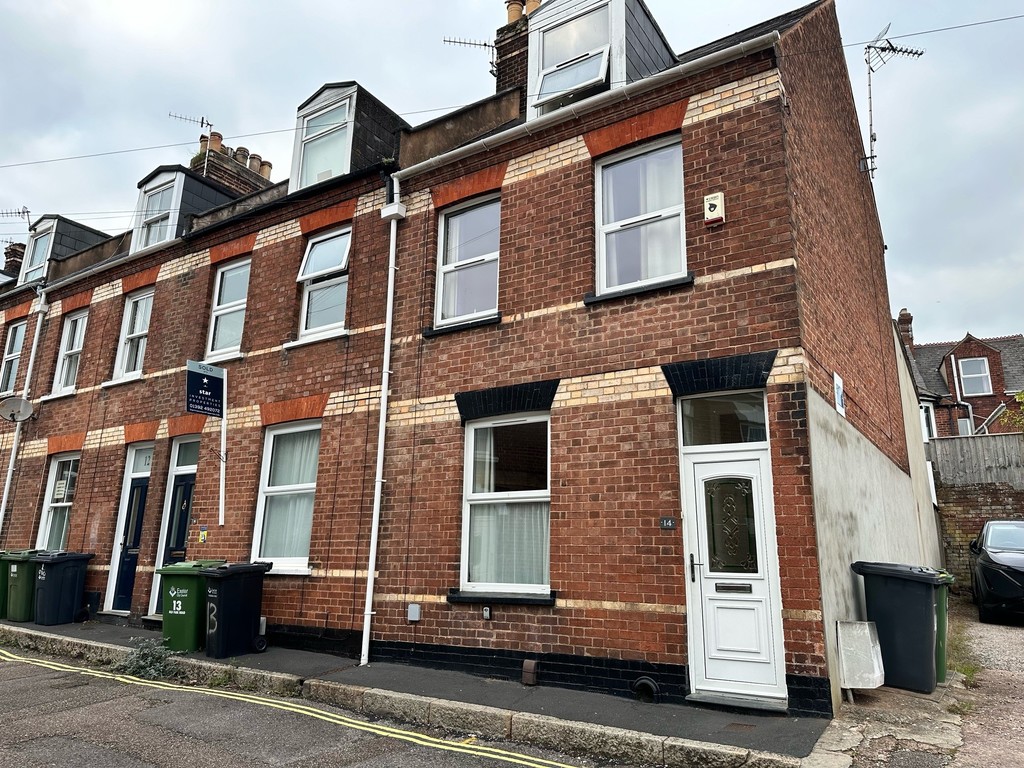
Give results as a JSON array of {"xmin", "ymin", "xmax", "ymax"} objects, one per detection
[
  {"xmin": 675, "ymin": 0, "xmax": 823, "ymax": 63},
  {"xmin": 911, "ymin": 335, "xmax": 1024, "ymax": 396}
]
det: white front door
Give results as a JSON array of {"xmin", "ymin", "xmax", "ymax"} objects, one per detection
[{"xmin": 683, "ymin": 451, "xmax": 787, "ymax": 708}]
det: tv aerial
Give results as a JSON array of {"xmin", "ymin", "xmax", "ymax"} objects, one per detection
[
  {"xmin": 861, "ymin": 24, "xmax": 924, "ymax": 178},
  {"xmin": 443, "ymin": 37, "xmax": 497, "ymax": 78},
  {"xmin": 169, "ymin": 112, "xmax": 214, "ymax": 176},
  {"xmin": 0, "ymin": 396, "xmax": 34, "ymax": 423}
]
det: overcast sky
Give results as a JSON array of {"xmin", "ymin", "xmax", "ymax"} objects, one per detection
[{"xmin": 0, "ymin": 1, "xmax": 1020, "ymax": 345}]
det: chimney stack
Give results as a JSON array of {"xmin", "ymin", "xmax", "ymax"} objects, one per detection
[
  {"xmin": 4, "ymin": 242, "xmax": 25, "ymax": 276},
  {"xmin": 191, "ymin": 133, "xmax": 274, "ymax": 195},
  {"xmin": 897, "ymin": 308, "xmax": 914, "ymax": 350}
]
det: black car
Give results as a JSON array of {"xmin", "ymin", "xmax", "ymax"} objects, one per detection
[{"xmin": 969, "ymin": 520, "xmax": 1024, "ymax": 622}]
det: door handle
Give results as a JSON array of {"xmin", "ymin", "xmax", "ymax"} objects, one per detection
[{"xmin": 690, "ymin": 553, "xmax": 702, "ymax": 582}]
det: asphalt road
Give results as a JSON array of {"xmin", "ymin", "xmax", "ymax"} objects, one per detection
[{"xmin": 0, "ymin": 650, "xmax": 610, "ymax": 768}]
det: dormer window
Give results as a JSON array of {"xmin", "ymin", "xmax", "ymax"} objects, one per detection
[
  {"xmin": 536, "ymin": 5, "xmax": 610, "ymax": 109},
  {"xmin": 959, "ymin": 357, "xmax": 992, "ymax": 396},
  {"xmin": 290, "ymin": 92, "xmax": 355, "ymax": 193},
  {"xmin": 131, "ymin": 172, "xmax": 184, "ymax": 254},
  {"xmin": 140, "ymin": 184, "xmax": 174, "ymax": 248},
  {"xmin": 21, "ymin": 222, "xmax": 54, "ymax": 284}
]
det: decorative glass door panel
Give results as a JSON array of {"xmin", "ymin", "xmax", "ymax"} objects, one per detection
[{"xmin": 705, "ymin": 478, "xmax": 758, "ymax": 574}]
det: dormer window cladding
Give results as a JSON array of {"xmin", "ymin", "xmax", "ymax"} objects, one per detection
[
  {"xmin": 299, "ymin": 99, "xmax": 352, "ymax": 188},
  {"xmin": 537, "ymin": 5, "xmax": 610, "ymax": 107}
]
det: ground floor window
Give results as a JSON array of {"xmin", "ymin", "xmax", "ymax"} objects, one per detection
[
  {"xmin": 252, "ymin": 421, "xmax": 321, "ymax": 573},
  {"xmin": 37, "ymin": 453, "xmax": 80, "ymax": 550},
  {"xmin": 462, "ymin": 414, "xmax": 550, "ymax": 593}
]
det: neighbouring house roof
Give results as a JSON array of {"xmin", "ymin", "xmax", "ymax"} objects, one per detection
[
  {"xmin": 912, "ymin": 334, "xmax": 1024, "ymax": 397},
  {"xmin": 675, "ymin": 0, "xmax": 822, "ymax": 63}
]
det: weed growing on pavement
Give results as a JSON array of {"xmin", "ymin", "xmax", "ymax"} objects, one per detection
[
  {"xmin": 947, "ymin": 611, "xmax": 981, "ymax": 689},
  {"xmin": 207, "ymin": 670, "xmax": 234, "ymax": 687},
  {"xmin": 947, "ymin": 699, "xmax": 974, "ymax": 716},
  {"xmin": 112, "ymin": 637, "xmax": 183, "ymax": 680}
]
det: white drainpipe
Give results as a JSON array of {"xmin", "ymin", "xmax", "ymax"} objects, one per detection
[
  {"xmin": 0, "ymin": 285, "xmax": 49, "ymax": 539},
  {"xmin": 361, "ymin": 177, "xmax": 406, "ymax": 665}
]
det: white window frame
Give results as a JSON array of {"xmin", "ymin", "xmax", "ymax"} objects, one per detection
[
  {"xmin": 251, "ymin": 420, "xmax": 322, "ymax": 574},
  {"xmin": 0, "ymin": 320, "xmax": 27, "ymax": 395},
  {"xmin": 434, "ymin": 196, "xmax": 501, "ymax": 328},
  {"xmin": 20, "ymin": 221, "xmax": 54, "ymax": 284},
  {"xmin": 535, "ymin": 5, "xmax": 611, "ymax": 109},
  {"xmin": 52, "ymin": 309, "xmax": 89, "ymax": 396},
  {"xmin": 37, "ymin": 452, "xmax": 81, "ymax": 551},
  {"xmin": 958, "ymin": 357, "xmax": 992, "ymax": 397},
  {"xmin": 595, "ymin": 137, "xmax": 686, "ymax": 295},
  {"xmin": 461, "ymin": 413, "xmax": 551, "ymax": 595},
  {"xmin": 296, "ymin": 228, "xmax": 350, "ymax": 343},
  {"xmin": 206, "ymin": 259, "xmax": 251, "ymax": 361},
  {"xmin": 130, "ymin": 172, "xmax": 184, "ymax": 254},
  {"xmin": 112, "ymin": 289, "xmax": 154, "ymax": 382},
  {"xmin": 289, "ymin": 92, "xmax": 355, "ymax": 193},
  {"xmin": 919, "ymin": 402, "xmax": 937, "ymax": 442}
]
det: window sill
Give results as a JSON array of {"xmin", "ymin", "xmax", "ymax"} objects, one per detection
[
  {"xmin": 101, "ymin": 374, "xmax": 143, "ymax": 389},
  {"xmin": 283, "ymin": 330, "xmax": 349, "ymax": 350},
  {"xmin": 423, "ymin": 314, "xmax": 502, "ymax": 339},
  {"xmin": 266, "ymin": 567, "xmax": 313, "ymax": 577},
  {"xmin": 447, "ymin": 588, "xmax": 556, "ymax": 606},
  {"xmin": 583, "ymin": 272, "xmax": 695, "ymax": 306},
  {"xmin": 40, "ymin": 391, "xmax": 76, "ymax": 402},
  {"xmin": 203, "ymin": 350, "xmax": 244, "ymax": 365}
]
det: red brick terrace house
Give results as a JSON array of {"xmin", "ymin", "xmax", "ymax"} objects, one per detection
[
  {"xmin": 0, "ymin": 0, "xmax": 940, "ymax": 719},
  {"xmin": 898, "ymin": 309, "xmax": 1024, "ymax": 438}
]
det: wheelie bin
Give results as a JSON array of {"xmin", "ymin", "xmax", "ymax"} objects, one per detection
[
  {"xmin": 33, "ymin": 551, "xmax": 95, "ymax": 625},
  {"xmin": 3, "ymin": 550, "xmax": 43, "ymax": 622},
  {"xmin": 851, "ymin": 561, "xmax": 955, "ymax": 693},
  {"xmin": 202, "ymin": 561, "xmax": 272, "ymax": 659},
  {"xmin": 0, "ymin": 551, "xmax": 8, "ymax": 619},
  {"xmin": 156, "ymin": 560, "xmax": 226, "ymax": 652}
]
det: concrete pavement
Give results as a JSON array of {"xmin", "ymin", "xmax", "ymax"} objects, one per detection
[{"xmin": 0, "ymin": 617, "xmax": 972, "ymax": 767}]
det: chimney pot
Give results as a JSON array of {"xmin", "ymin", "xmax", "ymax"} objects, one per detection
[
  {"xmin": 199, "ymin": 134, "xmax": 209, "ymax": 154},
  {"xmin": 525, "ymin": 0, "xmax": 540, "ymax": 14},
  {"xmin": 259, "ymin": 160, "xmax": 273, "ymax": 180},
  {"xmin": 505, "ymin": 0, "xmax": 524, "ymax": 23},
  {"xmin": 248, "ymin": 153, "xmax": 262, "ymax": 173},
  {"xmin": 234, "ymin": 146, "xmax": 249, "ymax": 165},
  {"xmin": 209, "ymin": 131, "xmax": 223, "ymax": 152}
]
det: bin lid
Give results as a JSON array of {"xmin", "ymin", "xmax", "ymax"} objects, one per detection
[
  {"xmin": 30, "ymin": 551, "xmax": 95, "ymax": 563},
  {"xmin": 157, "ymin": 559, "xmax": 227, "ymax": 576},
  {"xmin": 851, "ymin": 561, "xmax": 955, "ymax": 584},
  {"xmin": 200, "ymin": 561, "xmax": 273, "ymax": 578},
  {"xmin": 1, "ymin": 549, "xmax": 44, "ymax": 562}
]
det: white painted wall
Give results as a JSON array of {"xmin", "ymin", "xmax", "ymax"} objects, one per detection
[{"xmin": 807, "ymin": 330, "xmax": 942, "ymax": 710}]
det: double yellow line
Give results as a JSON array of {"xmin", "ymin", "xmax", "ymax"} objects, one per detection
[{"xmin": 0, "ymin": 648, "xmax": 580, "ymax": 768}]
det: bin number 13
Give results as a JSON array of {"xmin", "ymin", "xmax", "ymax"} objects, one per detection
[{"xmin": 171, "ymin": 599, "xmax": 183, "ymax": 613}]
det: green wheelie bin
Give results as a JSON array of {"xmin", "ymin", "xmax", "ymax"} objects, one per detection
[
  {"xmin": 3, "ymin": 550, "xmax": 43, "ymax": 622},
  {"xmin": 157, "ymin": 560, "xmax": 226, "ymax": 652},
  {"xmin": 0, "ymin": 551, "xmax": 7, "ymax": 618}
]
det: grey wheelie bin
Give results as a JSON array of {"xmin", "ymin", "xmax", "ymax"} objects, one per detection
[
  {"xmin": 851, "ymin": 561, "xmax": 955, "ymax": 693},
  {"xmin": 202, "ymin": 561, "xmax": 272, "ymax": 659},
  {"xmin": 33, "ymin": 551, "xmax": 95, "ymax": 625}
]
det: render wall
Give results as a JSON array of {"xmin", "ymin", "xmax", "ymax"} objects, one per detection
[{"xmin": 807, "ymin": 385, "xmax": 940, "ymax": 713}]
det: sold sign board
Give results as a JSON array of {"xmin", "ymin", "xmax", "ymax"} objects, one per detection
[{"xmin": 186, "ymin": 361, "xmax": 225, "ymax": 418}]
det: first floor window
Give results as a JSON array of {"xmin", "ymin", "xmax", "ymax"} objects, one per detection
[
  {"xmin": 958, "ymin": 358, "xmax": 992, "ymax": 396},
  {"xmin": 436, "ymin": 197, "xmax": 500, "ymax": 326},
  {"xmin": 252, "ymin": 421, "xmax": 322, "ymax": 572},
  {"xmin": 53, "ymin": 310, "xmax": 88, "ymax": 394},
  {"xmin": 463, "ymin": 414, "xmax": 550, "ymax": 593},
  {"xmin": 0, "ymin": 320, "xmax": 26, "ymax": 394},
  {"xmin": 207, "ymin": 259, "xmax": 250, "ymax": 357},
  {"xmin": 596, "ymin": 139, "xmax": 685, "ymax": 294},
  {"xmin": 38, "ymin": 453, "xmax": 80, "ymax": 550},
  {"xmin": 113, "ymin": 289, "xmax": 154, "ymax": 379},
  {"xmin": 298, "ymin": 228, "xmax": 350, "ymax": 339}
]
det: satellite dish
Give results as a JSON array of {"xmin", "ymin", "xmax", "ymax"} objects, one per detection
[{"xmin": 0, "ymin": 397, "xmax": 33, "ymax": 423}]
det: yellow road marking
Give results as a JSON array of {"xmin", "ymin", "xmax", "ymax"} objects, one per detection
[{"xmin": 0, "ymin": 648, "xmax": 581, "ymax": 768}]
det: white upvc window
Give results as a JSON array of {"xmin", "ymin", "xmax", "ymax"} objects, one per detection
[
  {"xmin": 53, "ymin": 310, "xmax": 88, "ymax": 395},
  {"xmin": 536, "ymin": 4, "xmax": 610, "ymax": 109},
  {"xmin": 206, "ymin": 259, "xmax": 250, "ymax": 359},
  {"xmin": 251, "ymin": 421, "xmax": 322, "ymax": 574},
  {"xmin": 919, "ymin": 403, "xmax": 937, "ymax": 442},
  {"xmin": 958, "ymin": 357, "xmax": 992, "ymax": 396},
  {"xmin": 37, "ymin": 453, "xmax": 80, "ymax": 550},
  {"xmin": 297, "ymin": 228, "xmax": 350, "ymax": 341},
  {"xmin": 20, "ymin": 222, "xmax": 54, "ymax": 284},
  {"xmin": 113, "ymin": 290, "xmax": 154, "ymax": 380},
  {"xmin": 0, "ymin": 320, "xmax": 27, "ymax": 395},
  {"xmin": 435, "ymin": 197, "xmax": 500, "ymax": 327},
  {"xmin": 462, "ymin": 413, "xmax": 550, "ymax": 594},
  {"xmin": 596, "ymin": 139, "xmax": 685, "ymax": 295},
  {"xmin": 140, "ymin": 184, "xmax": 174, "ymax": 249},
  {"xmin": 294, "ymin": 97, "xmax": 353, "ymax": 191}
]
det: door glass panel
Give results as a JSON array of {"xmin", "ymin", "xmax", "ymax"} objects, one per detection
[
  {"xmin": 132, "ymin": 447, "xmax": 154, "ymax": 474},
  {"xmin": 683, "ymin": 392, "xmax": 766, "ymax": 446},
  {"xmin": 704, "ymin": 477, "xmax": 758, "ymax": 574},
  {"xmin": 176, "ymin": 441, "xmax": 200, "ymax": 467}
]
